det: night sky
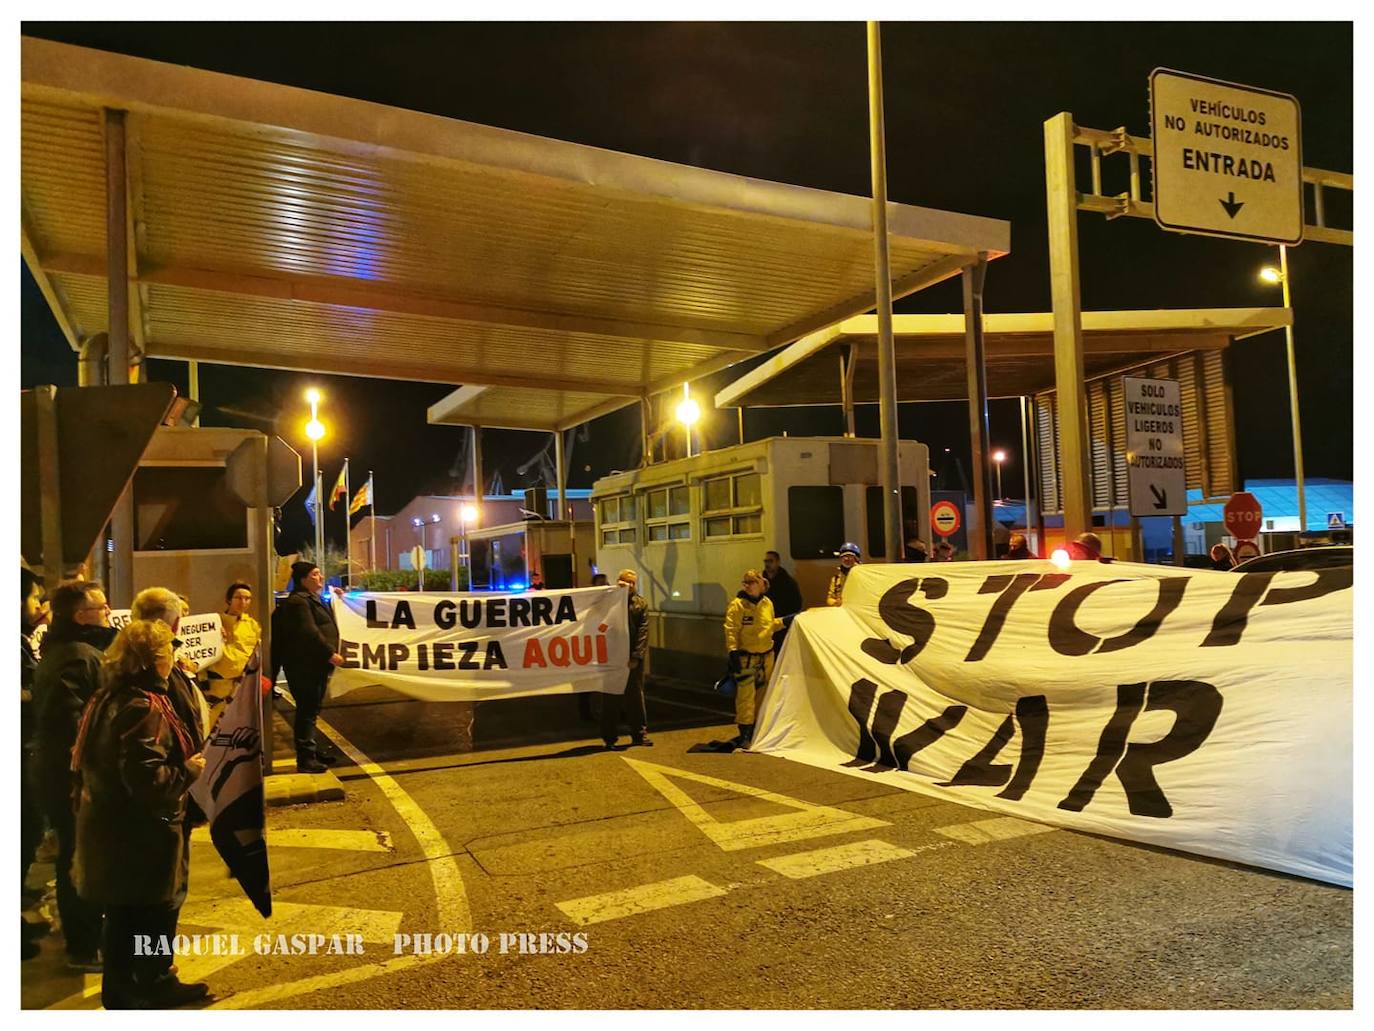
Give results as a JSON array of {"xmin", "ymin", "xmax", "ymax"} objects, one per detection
[{"xmin": 19, "ymin": 22, "xmax": 1353, "ymax": 551}]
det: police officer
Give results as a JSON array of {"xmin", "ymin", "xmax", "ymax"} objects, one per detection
[{"xmin": 826, "ymin": 542, "xmax": 862, "ymax": 606}]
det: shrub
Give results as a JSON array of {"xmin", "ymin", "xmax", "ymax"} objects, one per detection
[{"xmin": 354, "ymin": 567, "xmax": 467, "ymax": 592}]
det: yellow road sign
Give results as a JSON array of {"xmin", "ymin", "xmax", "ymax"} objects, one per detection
[{"xmin": 1150, "ymin": 68, "xmax": 1303, "ymax": 245}]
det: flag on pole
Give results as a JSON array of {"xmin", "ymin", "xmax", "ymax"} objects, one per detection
[
  {"xmin": 189, "ymin": 645, "xmax": 272, "ymax": 917},
  {"xmin": 304, "ymin": 479, "xmax": 318, "ymax": 529},
  {"xmin": 330, "ymin": 459, "xmax": 350, "ymax": 510},
  {"xmin": 349, "ymin": 474, "xmax": 373, "ymax": 516}
]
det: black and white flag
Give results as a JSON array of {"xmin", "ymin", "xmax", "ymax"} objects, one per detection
[{"xmin": 189, "ymin": 646, "xmax": 272, "ymax": 916}]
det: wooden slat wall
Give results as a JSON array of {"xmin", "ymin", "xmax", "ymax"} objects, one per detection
[{"xmin": 1034, "ymin": 345, "xmax": 1236, "ymax": 514}]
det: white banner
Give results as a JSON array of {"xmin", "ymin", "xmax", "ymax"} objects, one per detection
[
  {"xmin": 753, "ymin": 560, "xmax": 1352, "ymax": 886},
  {"xmin": 110, "ymin": 609, "xmax": 225, "ymax": 673},
  {"xmin": 330, "ymin": 586, "xmax": 630, "ymax": 702}
]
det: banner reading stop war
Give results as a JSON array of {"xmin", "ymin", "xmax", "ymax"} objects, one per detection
[
  {"xmin": 330, "ymin": 586, "xmax": 630, "ymax": 702},
  {"xmin": 752, "ymin": 560, "xmax": 1352, "ymax": 886}
]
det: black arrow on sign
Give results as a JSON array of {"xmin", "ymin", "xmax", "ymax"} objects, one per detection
[
  {"xmin": 1219, "ymin": 192, "xmax": 1245, "ymax": 219},
  {"xmin": 1150, "ymin": 484, "xmax": 1168, "ymax": 509}
]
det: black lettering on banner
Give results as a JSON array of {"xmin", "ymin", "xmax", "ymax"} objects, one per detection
[
  {"xmin": 1203, "ymin": 567, "xmax": 1350, "ymax": 647},
  {"xmin": 938, "ymin": 695, "xmax": 1048, "ymax": 801},
  {"xmin": 1047, "ymin": 578, "xmax": 1189, "ymax": 657},
  {"xmin": 860, "ymin": 577, "xmax": 948, "ymax": 664},
  {"xmin": 459, "ymin": 601, "xmax": 483, "ymax": 629},
  {"xmin": 1112, "ymin": 680, "xmax": 1223, "ymax": 818},
  {"xmin": 391, "ymin": 601, "xmax": 416, "ymax": 630},
  {"xmin": 363, "ymin": 642, "xmax": 385, "ymax": 669},
  {"xmin": 339, "ymin": 640, "xmax": 359, "ymax": 668},
  {"xmin": 508, "ymin": 597, "xmax": 532, "ymax": 626},
  {"xmin": 531, "ymin": 596, "xmax": 554, "ymax": 624},
  {"xmin": 365, "ymin": 600, "xmax": 387, "ymax": 629},
  {"xmin": 417, "ymin": 644, "xmax": 429, "ymax": 671},
  {"xmin": 434, "ymin": 600, "xmax": 457, "ymax": 630},
  {"xmin": 555, "ymin": 596, "xmax": 578, "ymax": 624},
  {"xmin": 484, "ymin": 641, "xmax": 509, "ymax": 669},
  {"xmin": 487, "ymin": 599, "xmax": 507, "ymax": 627},
  {"xmin": 387, "ymin": 643, "xmax": 409, "ymax": 668},
  {"xmin": 459, "ymin": 642, "xmax": 481, "ymax": 670},
  {"xmin": 433, "ymin": 641, "xmax": 455, "ymax": 671},
  {"xmin": 965, "ymin": 573, "xmax": 1070, "ymax": 661},
  {"xmin": 891, "ymin": 705, "xmax": 967, "ymax": 772},
  {"xmin": 842, "ymin": 679, "xmax": 966, "ymax": 773},
  {"xmin": 1058, "ymin": 680, "xmax": 1221, "ymax": 817}
]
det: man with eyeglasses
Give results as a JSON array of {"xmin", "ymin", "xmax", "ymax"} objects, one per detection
[{"xmin": 33, "ymin": 579, "xmax": 116, "ymax": 972}]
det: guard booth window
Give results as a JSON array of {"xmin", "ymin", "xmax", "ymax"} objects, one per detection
[
  {"xmin": 133, "ymin": 467, "xmax": 248, "ymax": 550},
  {"xmin": 598, "ymin": 494, "xmax": 637, "ymax": 547},
  {"xmin": 865, "ymin": 486, "xmax": 921, "ymax": 558},
  {"xmin": 788, "ymin": 486, "xmax": 844, "ymax": 560},
  {"xmin": 644, "ymin": 485, "xmax": 690, "ymax": 542},
  {"xmin": 702, "ymin": 472, "xmax": 762, "ymax": 540}
]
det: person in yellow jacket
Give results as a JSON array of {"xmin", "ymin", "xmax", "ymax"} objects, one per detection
[
  {"xmin": 723, "ymin": 569, "xmax": 783, "ymax": 749},
  {"xmin": 826, "ymin": 542, "xmax": 862, "ymax": 606},
  {"xmin": 203, "ymin": 582, "xmax": 262, "ymax": 729}
]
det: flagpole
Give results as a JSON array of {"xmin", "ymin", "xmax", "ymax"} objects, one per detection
[
  {"xmin": 368, "ymin": 471, "xmax": 377, "ymax": 572},
  {"xmin": 343, "ymin": 459, "xmax": 352, "ymax": 588}
]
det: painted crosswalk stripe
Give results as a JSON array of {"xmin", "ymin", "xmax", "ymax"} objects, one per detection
[
  {"xmin": 191, "ymin": 827, "xmax": 393, "ymax": 852},
  {"xmin": 556, "ymin": 875, "xmax": 728, "ymax": 926},
  {"xmin": 933, "ymin": 816, "xmax": 1057, "ymax": 846},
  {"xmin": 755, "ymin": 838, "xmax": 919, "ymax": 880}
]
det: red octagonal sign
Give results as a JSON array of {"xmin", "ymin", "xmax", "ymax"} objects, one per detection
[{"xmin": 1223, "ymin": 491, "xmax": 1263, "ymax": 540}]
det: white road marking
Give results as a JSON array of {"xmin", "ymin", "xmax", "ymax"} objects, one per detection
[
  {"xmin": 190, "ymin": 826, "xmax": 394, "ymax": 852},
  {"xmin": 755, "ymin": 838, "xmax": 920, "ymax": 880},
  {"xmin": 933, "ymin": 816, "xmax": 1058, "ymax": 846},
  {"xmin": 621, "ymin": 757, "xmax": 889, "ymax": 851},
  {"xmin": 210, "ymin": 952, "xmax": 451, "ymax": 1010},
  {"xmin": 556, "ymin": 875, "xmax": 729, "ymax": 926},
  {"xmin": 180, "ymin": 897, "xmax": 402, "ymax": 941},
  {"xmin": 314, "ymin": 716, "xmax": 471, "ymax": 930}
]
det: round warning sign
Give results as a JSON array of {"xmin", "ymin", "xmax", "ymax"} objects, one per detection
[
  {"xmin": 931, "ymin": 500, "xmax": 962, "ymax": 538},
  {"xmin": 1233, "ymin": 539, "xmax": 1261, "ymax": 562}
]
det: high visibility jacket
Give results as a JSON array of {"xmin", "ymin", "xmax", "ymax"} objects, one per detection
[
  {"xmin": 724, "ymin": 593, "xmax": 783, "ymax": 654},
  {"xmin": 206, "ymin": 612, "xmax": 262, "ymax": 686},
  {"xmin": 826, "ymin": 566, "xmax": 855, "ymax": 607}
]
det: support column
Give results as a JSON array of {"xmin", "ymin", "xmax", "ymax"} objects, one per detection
[
  {"xmin": 1280, "ymin": 244, "xmax": 1307, "ymax": 535},
  {"xmin": 1044, "ymin": 112, "xmax": 1093, "ymax": 540},
  {"xmin": 640, "ymin": 395, "xmax": 652, "ymax": 467},
  {"xmin": 963, "ymin": 256, "xmax": 993, "ymax": 561},
  {"xmin": 867, "ymin": 21, "xmax": 903, "ymax": 564},
  {"xmin": 1019, "ymin": 396, "xmax": 1033, "ymax": 545},
  {"xmin": 188, "ymin": 360, "xmax": 201, "ymax": 426},
  {"xmin": 554, "ymin": 427, "xmax": 567, "ymax": 521},
  {"xmin": 105, "ymin": 108, "xmax": 135, "ymax": 605},
  {"xmin": 1029, "ymin": 396, "xmax": 1047, "ymax": 554}
]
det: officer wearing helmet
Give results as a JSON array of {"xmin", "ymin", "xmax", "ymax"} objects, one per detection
[{"xmin": 827, "ymin": 542, "xmax": 862, "ymax": 606}]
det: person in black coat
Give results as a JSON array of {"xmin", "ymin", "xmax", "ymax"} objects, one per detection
[
  {"xmin": 271, "ymin": 562, "xmax": 343, "ymax": 773},
  {"xmin": 761, "ymin": 551, "xmax": 803, "ymax": 618},
  {"xmin": 32, "ymin": 580, "xmax": 116, "ymax": 970}
]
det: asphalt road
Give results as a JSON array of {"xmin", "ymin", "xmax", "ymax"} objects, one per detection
[{"xmin": 24, "ymin": 683, "xmax": 1352, "ymax": 1010}]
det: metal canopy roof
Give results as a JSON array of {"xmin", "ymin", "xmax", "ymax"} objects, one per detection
[
  {"xmin": 713, "ymin": 308, "xmax": 1291, "ymax": 408},
  {"xmin": 21, "ymin": 37, "xmax": 1010, "ymax": 434}
]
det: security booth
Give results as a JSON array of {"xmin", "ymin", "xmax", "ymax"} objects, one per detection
[
  {"xmin": 464, "ymin": 518, "xmax": 595, "ymax": 592},
  {"xmin": 716, "ymin": 308, "xmax": 1289, "ymax": 563},
  {"xmin": 592, "ymin": 434, "xmax": 930, "ymax": 683}
]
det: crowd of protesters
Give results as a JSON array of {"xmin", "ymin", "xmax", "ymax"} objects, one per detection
[{"xmin": 18, "ymin": 566, "xmax": 295, "ymax": 1009}]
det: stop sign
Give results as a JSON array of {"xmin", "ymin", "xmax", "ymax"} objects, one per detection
[{"xmin": 1223, "ymin": 491, "xmax": 1263, "ymax": 540}]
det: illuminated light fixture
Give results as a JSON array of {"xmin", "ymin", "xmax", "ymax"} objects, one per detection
[
  {"xmin": 992, "ymin": 449, "xmax": 1007, "ymax": 463},
  {"xmin": 431, "ymin": 513, "xmax": 441, "ymax": 523},
  {"xmin": 460, "ymin": 505, "xmax": 478, "ymax": 523},
  {"xmin": 1050, "ymin": 548, "xmax": 1072, "ymax": 570},
  {"xmin": 305, "ymin": 387, "xmax": 322, "ymax": 404},
  {"xmin": 1258, "ymin": 266, "xmax": 1283, "ymax": 285},
  {"xmin": 305, "ymin": 418, "xmax": 326, "ymax": 441},
  {"xmin": 676, "ymin": 397, "xmax": 701, "ymax": 426}
]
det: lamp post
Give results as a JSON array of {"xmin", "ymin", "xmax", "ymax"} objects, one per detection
[
  {"xmin": 991, "ymin": 449, "xmax": 1007, "ymax": 501},
  {"xmin": 1260, "ymin": 249, "xmax": 1306, "ymax": 535},
  {"xmin": 304, "ymin": 388, "xmax": 326, "ymax": 563},
  {"xmin": 676, "ymin": 388, "xmax": 701, "ymax": 459},
  {"xmin": 460, "ymin": 504, "xmax": 477, "ymax": 590}
]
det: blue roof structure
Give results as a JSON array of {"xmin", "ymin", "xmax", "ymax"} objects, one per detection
[{"xmin": 1187, "ymin": 479, "xmax": 1352, "ymax": 531}]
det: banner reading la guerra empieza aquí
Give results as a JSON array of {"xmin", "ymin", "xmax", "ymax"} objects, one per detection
[
  {"xmin": 329, "ymin": 586, "xmax": 629, "ymax": 702},
  {"xmin": 752, "ymin": 560, "xmax": 1352, "ymax": 886}
]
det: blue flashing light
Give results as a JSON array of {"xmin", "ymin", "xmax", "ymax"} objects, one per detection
[{"xmin": 508, "ymin": 581, "xmax": 527, "ymax": 592}]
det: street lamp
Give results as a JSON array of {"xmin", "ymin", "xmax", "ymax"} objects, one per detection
[
  {"xmin": 304, "ymin": 388, "xmax": 326, "ymax": 562},
  {"xmin": 991, "ymin": 449, "xmax": 1007, "ymax": 501},
  {"xmin": 458, "ymin": 505, "xmax": 478, "ymax": 591},
  {"xmin": 1258, "ymin": 247, "xmax": 1307, "ymax": 533},
  {"xmin": 676, "ymin": 390, "xmax": 701, "ymax": 458}
]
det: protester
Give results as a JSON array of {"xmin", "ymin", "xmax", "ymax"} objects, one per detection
[
  {"xmin": 529, "ymin": 570, "xmax": 546, "ymax": 590},
  {"xmin": 934, "ymin": 541, "xmax": 955, "ymax": 562},
  {"xmin": 203, "ymin": 582, "xmax": 262, "ymax": 729},
  {"xmin": 70, "ymin": 619, "xmax": 209, "ymax": 1008},
  {"xmin": 1210, "ymin": 543, "xmax": 1236, "ymax": 571},
  {"xmin": 272, "ymin": 561, "xmax": 343, "ymax": 773},
  {"xmin": 1066, "ymin": 531, "xmax": 1113, "ymax": 563},
  {"xmin": 826, "ymin": 542, "xmax": 862, "ymax": 606},
  {"xmin": 20, "ymin": 567, "xmax": 50, "ymax": 960},
  {"xmin": 906, "ymin": 540, "xmax": 929, "ymax": 562},
  {"xmin": 722, "ymin": 570, "xmax": 783, "ymax": 750},
  {"xmin": 1006, "ymin": 532, "xmax": 1032, "ymax": 559},
  {"xmin": 602, "ymin": 569, "xmax": 651, "ymax": 749},
  {"xmin": 590, "ymin": 573, "xmax": 609, "ymax": 587},
  {"xmin": 32, "ymin": 580, "xmax": 114, "ymax": 971},
  {"xmin": 761, "ymin": 551, "xmax": 802, "ymax": 618}
]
